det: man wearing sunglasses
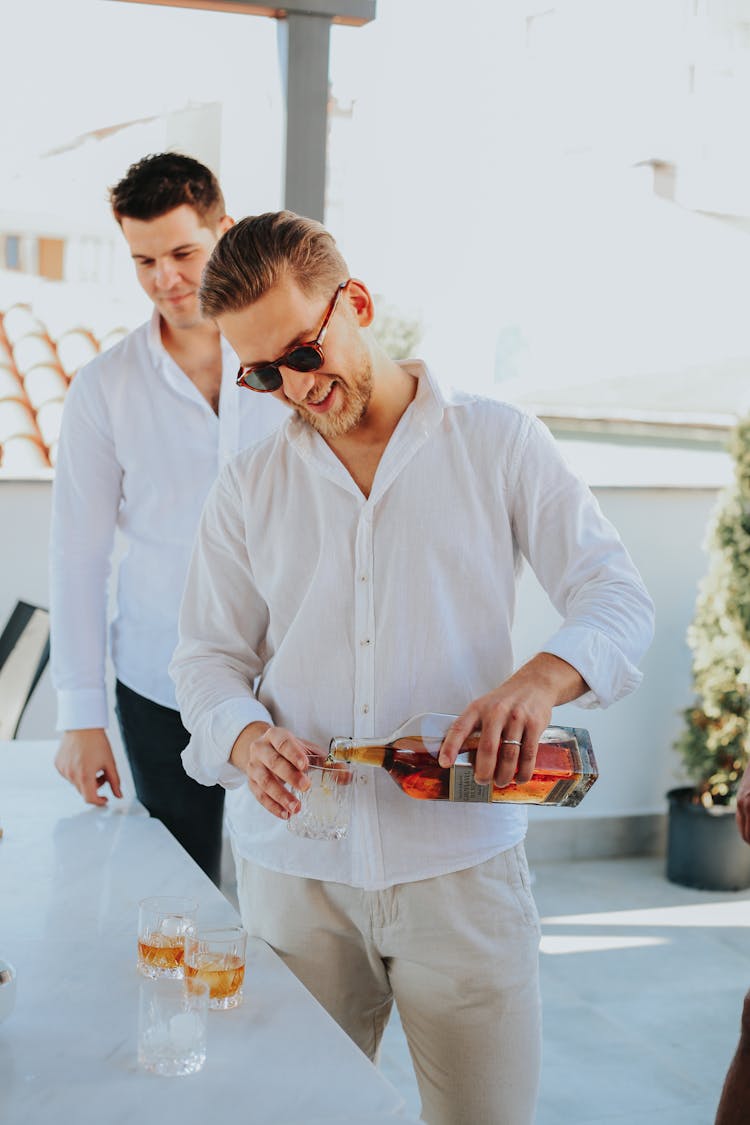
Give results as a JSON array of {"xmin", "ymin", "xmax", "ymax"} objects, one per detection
[
  {"xmin": 49, "ymin": 155, "xmax": 286, "ymax": 885},
  {"xmin": 171, "ymin": 211, "xmax": 654, "ymax": 1123}
]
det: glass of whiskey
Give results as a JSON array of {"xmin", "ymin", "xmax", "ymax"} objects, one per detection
[
  {"xmin": 137, "ymin": 896, "xmax": 199, "ymax": 979},
  {"xmin": 287, "ymin": 760, "xmax": 353, "ymax": 840},
  {"xmin": 183, "ymin": 925, "xmax": 248, "ymax": 1010}
]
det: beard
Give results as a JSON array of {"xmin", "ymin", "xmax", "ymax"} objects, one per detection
[{"xmin": 293, "ymin": 356, "xmax": 374, "ymax": 440}]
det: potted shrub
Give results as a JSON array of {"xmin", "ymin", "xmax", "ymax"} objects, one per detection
[{"xmin": 668, "ymin": 417, "xmax": 750, "ymax": 890}]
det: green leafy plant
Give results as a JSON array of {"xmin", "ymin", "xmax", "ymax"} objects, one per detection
[
  {"xmin": 371, "ymin": 298, "xmax": 422, "ymax": 360},
  {"xmin": 675, "ymin": 417, "xmax": 750, "ymax": 806}
]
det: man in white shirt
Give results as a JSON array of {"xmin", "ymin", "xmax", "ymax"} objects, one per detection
[
  {"xmin": 50, "ymin": 156, "xmax": 286, "ymax": 885},
  {"xmin": 170, "ymin": 211, "xmax": 654, "ymax": 1123}
]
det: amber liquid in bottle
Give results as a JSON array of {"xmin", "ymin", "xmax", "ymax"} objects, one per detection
[{"xmin": 328, "ymin": 714, "xmax": 597, "ymax": 807}]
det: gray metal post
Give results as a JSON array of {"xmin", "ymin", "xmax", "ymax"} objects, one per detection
[
  {"xmin": 277, "ymin": 13, "xmax": 332, "ymax": 222},
  {"xmin": 110, "ymin": 1, "xmax": 376, "ymax": 223}
]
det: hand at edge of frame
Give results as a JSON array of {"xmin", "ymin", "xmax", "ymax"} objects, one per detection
[
  {"xmin": 55, "ymin": 728, "xmax": 123, "ymax": 807},
  {"xmin": 736, "ymin": 763, "xmax": 750, "ymax": 845}
]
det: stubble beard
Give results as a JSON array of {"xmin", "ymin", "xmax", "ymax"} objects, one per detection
[{"xmin": 295, "ymin": 358, "xmax": 374, "ymax": 440}]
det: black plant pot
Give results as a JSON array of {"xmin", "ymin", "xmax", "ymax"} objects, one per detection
[{"xmin": 666, "ymin": 787, "xmax": 750, "ymax": 891}]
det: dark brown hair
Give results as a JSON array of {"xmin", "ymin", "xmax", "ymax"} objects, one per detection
[
  {"xmin": 199, "ymin": 211, "xmax": 348, "ymax": 319},
  {"xmin": 109, "ymin": 152, "xmax": 226, "ymax": 228}
]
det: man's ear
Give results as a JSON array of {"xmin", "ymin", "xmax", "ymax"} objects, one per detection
[
  {"xmin": 346, "ymin": 278, "xmax": 375, "ymax": 328},
  {"xmin": 218, "ymin": 214, "xmax": 234, "ymax": 234}
]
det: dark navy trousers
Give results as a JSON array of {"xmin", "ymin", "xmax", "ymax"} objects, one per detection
[{"xmin": 115, "ymin": 680, "xmax": 224, "ymax": 886}]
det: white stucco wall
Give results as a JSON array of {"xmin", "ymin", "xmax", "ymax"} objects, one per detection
[
  {"xmin": 2, "ymin": 478, "xmax": 54, "ymax": 738},
  {"xmin": 518, "ymin": 486, "xmax": 717, "ymax": 824},
  {"xmin": 1, "ymin": 477, "xmax": 718, "ymax": 820},
  {"xmin": 1, "ymin": 477, "xmax": 131, "ymax": 792}
]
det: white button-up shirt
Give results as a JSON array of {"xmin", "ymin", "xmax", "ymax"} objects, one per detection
[
  {"xmin": 50, "ymin": 311, "xmax": 288, "ymax": 730},
  {"xmin": 171, "ymin": 362, "xmax": 654, "ymax": 890}
]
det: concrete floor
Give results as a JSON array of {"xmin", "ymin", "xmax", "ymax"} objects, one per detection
[{"xmin": 377, "ymin": 856, "xmax": 750, "ymax": 1124}]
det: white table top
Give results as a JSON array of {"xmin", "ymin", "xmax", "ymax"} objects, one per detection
[{"xmin": 0, "ymin": 741, "xmax": 411, "ymax": 1124}]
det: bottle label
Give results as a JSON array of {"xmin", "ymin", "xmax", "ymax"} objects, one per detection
[
  {"xmin": 449, "ymin": 763, "xmax": 492, "ymax": 803},
  {"xmin": 541, "ymin": 777, "xmax": 578, "ymax": 805}
]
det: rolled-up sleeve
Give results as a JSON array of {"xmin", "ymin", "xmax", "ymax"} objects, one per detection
[
  {"xmin": 170, "ymin": 463, "xmax": 273, "ymax": 787},
  {"xmin": 510, "ymin": 416, "xmax": 655, "ymax": 708}
]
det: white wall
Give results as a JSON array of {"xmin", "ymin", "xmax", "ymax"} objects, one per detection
[
  {"xmin": 517, "ymin": 487, "xmax": 717, "ymax": 826},
  {"xmin": 2, "ymin": 479, "xmax": 54, "ymax": 738},
  {"xmin": 1, "ymin": 478, "xmax": 718, "ymax": 820},
  {"xmin": 1, "ymin": 478, "xmax": 132, "ymax": 794}
]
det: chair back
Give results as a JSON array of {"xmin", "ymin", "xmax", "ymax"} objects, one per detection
[{"xmin": 0, "ymin": 601, "xmax": 51, "ymax": 739}]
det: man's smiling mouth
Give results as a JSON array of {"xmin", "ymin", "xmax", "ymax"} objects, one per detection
[{"xmin": 304, "ymin": 382, "xmax": 338, "ymax": 410}]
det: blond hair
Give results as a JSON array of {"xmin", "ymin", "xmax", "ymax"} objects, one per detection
[{"xmin": 200, "ymin": 211, "xmax": 348, "ymax": 319}]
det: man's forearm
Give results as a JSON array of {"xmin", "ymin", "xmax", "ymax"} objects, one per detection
[{"xmin": 516, "ymin": 651, "xmax": 589, "ymax": 707}]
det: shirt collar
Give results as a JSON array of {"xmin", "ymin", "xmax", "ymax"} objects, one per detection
[
  {"xmin": 146, "ymin": 307, "xmax": 164, "ymax": 364},
  {"xmin": 146, "ymin": 307, "xmax": 238, "ymax": 365},
  {"xmin": 278, "ymin": 359, "xmax": 447, "ymax": 502},
  {"xmin": 284, "ymin": 358, "xmax": 445, "ymax": 451}
]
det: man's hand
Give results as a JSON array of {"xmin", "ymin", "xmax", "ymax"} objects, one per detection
[
  {"xmin": 54, "ymin": 728, "xmax": 123, "ymax": 807},
  {"xmin": 230, "ymin": 721, "xmax": 325, "ymax": 820},
  {"xmin": 438, "ymin": 653, "xmax": 589, "ymax": 787},
  {"xmin": 736, "ymin": 763, "xmax": 750, "ymax": 845}
]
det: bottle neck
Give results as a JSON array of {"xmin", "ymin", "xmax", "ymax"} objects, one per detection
[{"xmin": 329, "ymin": 738, "xmax": 387, "ymax": 767}]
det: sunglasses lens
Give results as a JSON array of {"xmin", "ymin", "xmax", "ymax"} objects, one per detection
[
  {"xmin": 244, "ymin": 365, "xmax": 282, "ymax": 392},
  {"xmin": 285, "ymin": 346, "xmax": 323, "ymax": 373}
]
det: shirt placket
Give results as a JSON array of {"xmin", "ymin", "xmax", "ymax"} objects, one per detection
[
  {"xmin": 350, "ymin": 498, "xmax": 385, "ymax": 887},
  {"xmin": 353, "ymin": 502, "xmax": 376, "ymax": 736}
]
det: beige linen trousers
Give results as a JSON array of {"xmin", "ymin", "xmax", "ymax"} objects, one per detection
[{"xmin": 236, "ymin": 841, "xmax": 542, "ymax": 1125}]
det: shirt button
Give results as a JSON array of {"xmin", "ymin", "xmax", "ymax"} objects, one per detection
[
  {"xmin": 360, "ymin": 638, "xmax": 371, "ymax": 646},
  {"xmin": 360, "ymin": 575, "xmax": 368, "ymax": 582},
  {"xmin": 362, "ymin": 704, "xmax": 369, "ymax": 714}
]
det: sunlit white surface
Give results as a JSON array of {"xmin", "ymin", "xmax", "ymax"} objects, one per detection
[
  {"xmin": 553, "ymin": 440, "xmax": 732, "ymax": 490},
  {"xmin": 543, "ymin": 901, "xmax": 750, "ymax": 928},
  {"xmin": 0, "ymin": 741, "xmax": 407, "ymax": 1124},
  {"xmin": 540, "ymin": 934, "xmax": 669, "ymax": 955}
]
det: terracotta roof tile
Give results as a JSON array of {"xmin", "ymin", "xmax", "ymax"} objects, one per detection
[
  {"xmin": 2, "ymin": 305, "xmax": 44, "ymax": 345},
  {"xmin": 0, "ymin": 302, "xmax": 128, "ymax": 475},
  {"xmin": 12, "ymin": 334, "xmax": 59, "ymax": 374},
  {"xmin": 0, "ymin": 399, "xmax": 38, "ymax": 442},
  {"xmin": 0, "ymin": 365, "xmax": 23, "ymax": 397},
  {"xmin": 22, "ymin": 364, "xmax": 68, "ymax": 410},
  {"xmin": 0, "ymin": 434, "xmax": 50, "ymax": 473},
  {"xmin": 35, "ymin": 400, "xmax": 65, "ymax": 448},
  {"xmin": 57, "ymin": 329, "xmax": 100, "ymax": 377},
  {"xmin": 99, "ymin": 328, "xmax": 128, "ymax": 351}
]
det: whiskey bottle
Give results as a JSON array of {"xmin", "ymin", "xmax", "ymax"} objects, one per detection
[{"xmin": 328, "ymin": 713, "xmax": 597, "ymax": 807}]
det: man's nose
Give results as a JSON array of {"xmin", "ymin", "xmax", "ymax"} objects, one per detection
[
  {"xmin": 280, "ymin": 368, "xmax": 316, "ymax": 404},
  {"xmin": 155, "ymin": 260, "xmax": 180, "ymax": 289}
]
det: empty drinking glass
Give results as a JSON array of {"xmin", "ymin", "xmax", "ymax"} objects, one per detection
[{"xmin": 137, "ymin": 976, "xmax": 209, "ymax": 1076}]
